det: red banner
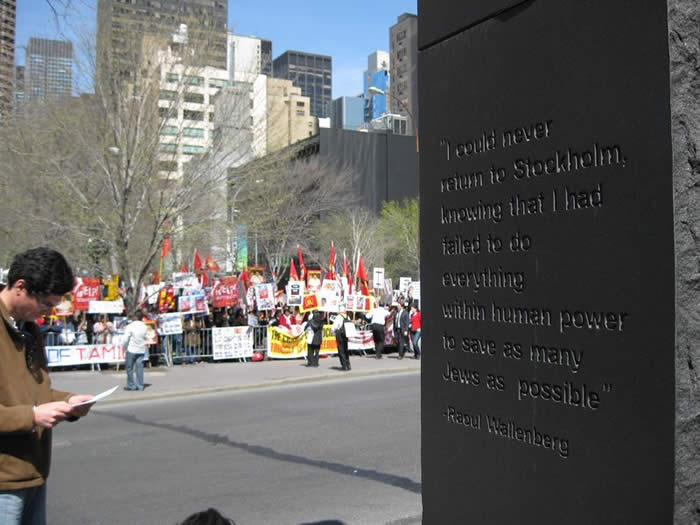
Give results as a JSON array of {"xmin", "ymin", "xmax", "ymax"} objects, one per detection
[
  {"xmin": 212, "ymin": 277, "xmax": 239, "ymax": 308},
  {"xmin": 73, "ymin": 277, "xmax": 101, "ymax": 311}
]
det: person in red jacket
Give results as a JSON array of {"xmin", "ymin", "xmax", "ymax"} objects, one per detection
[{"xmin": 410, "ymin": 304, "xmax": 421, "ymax": 359}]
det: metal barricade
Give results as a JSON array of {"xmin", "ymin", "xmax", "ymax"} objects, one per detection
[{"xmin": 159, "ymin": 326, "xmax": 268, "ymax": 366}]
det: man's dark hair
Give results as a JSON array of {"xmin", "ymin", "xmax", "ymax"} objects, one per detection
[
  {"xmin": 178, "ymin": 508, "xmax": 235, "ymax": 525},
  {"xmin": 7, "ymin": 248, "xmax": 74, "ymax": 296}
]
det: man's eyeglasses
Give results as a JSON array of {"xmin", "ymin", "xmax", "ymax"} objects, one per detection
[{"xmin": 30, "ymin": 294, "xmax": 60, "ymax": 310}]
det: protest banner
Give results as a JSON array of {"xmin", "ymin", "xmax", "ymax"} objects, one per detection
[
  {"xmin": 410, "ymin": 281, "xmax": 421, "ymax": 300},
  {"xmin": 89, "ymin": 299, "xmax": 125, "ymax": 314},
  {"xmin": 212, "ymin": 276, "xmax": 239, "ymax": 308},
  {"xmin": 158, "ymin": 312, "xmax": 183, "ymax": 335},
  {"xmin": 54, "ymin": 294, "xmax": 73, "ymax": 317},
  {"xmin": 248, "ymin": 266, "xmax": 265, "ymax": 286},
  {"xmin": 172, "ymin": 272, "xmax": 201, "ymax": 290},
  {"xmin": 46, "ymin": 343, "xmax": 125, "ymax": 367},
  {"xmin": 300, "ymin": 293, "xmax": 320, "ymax": 313},
  {"xmin": 373, "ymin": 267, "xmax": 385, "ymax": 290},
  {"xmin": 306, "ymin": 270, "xmax": 322, "ymax": 293},
  {"xmin": 286, "ymin": 280, "xmax": 305, "ymax": 306},
  {"xmin": 254, "ymin": 283, "xmax": 276, "ymax": 311},
  {"xmin": 267, "ymin": 325, "xmax": 337, "ymax": 359},
  {"xmin": 348, "ymin": 330, "xmax": 375, "ymax": 351},
  {"xmin": 319, "ymin": 279, "xmax": 341, "ymax": 312},
  {"xmin": 144, "ymin": 321, "xmax": 158, "ymax": 345},
  {"xmin": 399, "ymin": 277, "xmax": 412, "ymax": 295},
  {"xmin": 178, "ymin": 290, "xmax": 209, "ymax": 315},
  {"xmin": 212, "ymin": 326, "xmax": 254, "ymax": 360},
  {"xmin": 73, "ymin": 278, "xmax": 101, "ymax": 311},
  {"xmin": 345, "ymin": 295, "xmax": 370, "ymax": 312}
]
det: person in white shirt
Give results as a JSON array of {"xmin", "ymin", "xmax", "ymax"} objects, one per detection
[
  {"xmin": 365, "ymin": 302, "xmax": 390, "ymax": 359},
  {"xmin": 122, "ymin": 313, "xmax": 148, "ymax": 391}
]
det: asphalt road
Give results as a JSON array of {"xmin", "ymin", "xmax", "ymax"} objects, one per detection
[{"xmin": 48, "ymin": 372, "xmax": 422, "ymax": 525}]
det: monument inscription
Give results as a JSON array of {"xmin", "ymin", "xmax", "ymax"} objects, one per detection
[{"xmin": 419, "ymin": 1, "xmax": 674, "ymax": 523}]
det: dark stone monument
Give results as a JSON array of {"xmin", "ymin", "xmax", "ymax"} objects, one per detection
[{"xmin": 419, "ymin": 1, "xmax": 698, "ymax": 522}]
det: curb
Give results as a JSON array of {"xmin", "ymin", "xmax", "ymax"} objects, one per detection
[{"xmin": 96, "ymin": 366, "xmax": 422, "ymax": 406}]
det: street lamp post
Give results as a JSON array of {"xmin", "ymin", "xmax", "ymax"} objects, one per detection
[{"xmin": 368, "ymin": 86, "xmax": 419, "ymax": 153}]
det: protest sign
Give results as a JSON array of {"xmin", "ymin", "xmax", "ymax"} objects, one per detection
[
  {"xmin": 373, "ymin": 267, "xmax": 385, "ymax": 290},
  {"xmin": 319, "ymin": 279, "xmax": 341, "ymax": 312},
  {"xmin": 300, "ymin": 293, "xmax": 320, "ymax": 313},
  {"xmin": 73, "ymin": 278, "xmax": 101, "ymax": 311},
  {"xmin": 267, "ymin": 325, "xmax": 337, "ymax": 359},
  {"xmin": 158, "ymin": 313, "xmax": 183, "ymax": 335},
  {"xmin": 89, "ymin": 299, "xmax": 125, "ymax": 315},
  {"xmin": 212, "ymin": 276, "xmax": 239, "ymax": 308},
  {"xmin": 254, "ymin": 283, "xmax": 276, "ymax": 311},
  {"xmin": 286, "ymin": 280, "xmax": 305, "ymax": 306},
  {"xmin": 212, "ymin": 326, "xmax": 254, "ymax": 360},
  {"xmin": 46, "ymin": 343, "xmax": 125, "ymax": 367}
]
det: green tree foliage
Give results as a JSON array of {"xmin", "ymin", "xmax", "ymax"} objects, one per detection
[{"xmin": 378, "ymin": 198, "xmax": 420, "ymax": 280}]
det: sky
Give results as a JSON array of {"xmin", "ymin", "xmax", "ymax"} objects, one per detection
[{"xmin": 16, "ymin": 0, "xmax": 417, "ymax": 98}]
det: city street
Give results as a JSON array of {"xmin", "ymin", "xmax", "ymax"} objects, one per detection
[{"xmin": 48, "ymin": 371, "xmax": 422, "ymax": 525}]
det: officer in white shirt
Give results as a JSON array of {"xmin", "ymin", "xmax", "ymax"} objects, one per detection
[{"xmin": 365, "ymin": 302, "xmax": 390, "ymax": 359}]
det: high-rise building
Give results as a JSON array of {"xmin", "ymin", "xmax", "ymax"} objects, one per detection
[
  {"xmin": 273, "ymin": 50, "xmax": 332, "ymax": 118},
  {"xmin": 389, "ymin": 13, "xmax": 418, "ymax": 134},
  {"xmin": 364, "ymin": 50, "xmax": 390, "ymax": 122},
  {"xmin": 227, "ymin": 33, "xmax": 273, "ymax": 83},
  {"xmin": 331, "ymin": 96, "xmax": 364, "ymax": 131},
  {"xmin": 266, "ymin": 77, "xmax": 317, "ymax": 152},
  {"xmin": 25, "ymin": 38, "xmax": 73, "ymax": 102},
  {"xmin": 13, "ymin": 65, "xmax": 23, "ymax": 111},
  {"xmin": 0, "ymin": 0, "xmax": 16, "ymax": 117},
  {"xmin": 97, "ymin": 0, "xmax": 228, "ymax": 82}
]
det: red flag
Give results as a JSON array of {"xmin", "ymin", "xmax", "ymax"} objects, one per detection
[
  {"xmin": 199, "ymin": 271, "xmax": 209, "ymax": 287},
  {"xmin": 356, "ymin": 255, "xmax": 369, "ymax": 296},
  {"xmin": 240, "ymin": 267, "xmax": 250, "ymax": 288},
  {"xmin": 205, "ymin": 253, "xmax": 220, "ymax": 272},
  {"xmin": 193, "ymin": 249, "xmax": 203, "ymax": 271},
  {"xmin": 180, "ymin": 263, "xmax": 188, "ymax": 273},
  {"xmin": 161, "ymin": 235, "xmax": 170, "ymax": 259},
  {"xmin": 160, "ymin": 220, "xmax": 170, "ymax": 259},
  {"xmin": 326, "ymin": 242, "xmax": 336, "ymax": 280},
  {"xmin": 297, "ymin": 245, "xmax": 306, "ymax": 281},
  {"xmin": 289, "ymin": 259, "xmax": 300, "ymax": 281},
  {"xmin": 343, "ymin": 251, "xmax": 352, "ymax": 294},
  {"xmin": 152, "ymin": 271, "xmax": 160, "ymax": 284}
]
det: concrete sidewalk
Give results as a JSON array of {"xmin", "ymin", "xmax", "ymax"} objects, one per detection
[{"xmin": 51, "ymin": 353, "xmax": 422, "ymax": 405}]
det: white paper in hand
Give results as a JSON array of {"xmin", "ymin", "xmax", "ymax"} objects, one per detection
[{"xmin": 72, "ymin": 385, "xmax": 119, "ymax": 406}]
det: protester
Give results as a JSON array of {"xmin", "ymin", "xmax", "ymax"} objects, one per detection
[
  {"xmin": 393, "ymin": 302, "xmax": 410, "ymax": 359},
  {"xmin": 332, "ymin": 306, "xmax": 350, "ymax": 371},
  {"xmin": 278, "ymin": 307, "xmax": 296, "ymax": 330},
  {"xmin": 184, "ymin": 315, "xmax": 202, "ymax": 364},
  {"xmin": 410, "ymin": 304, "xmax": 421, "ymax": 359},
  {"xmin": 366, "ymin": 301, "xmax": 390, "ymax": 359},
  {"xmin": 0, "ymin": 247, "xmax": 95, "ymax": 524},
  {"xmin": 122, "ymin": 312, "xmax": 148, "ymax": 390},
  {"xmin": 305, "ymin": 310, "xmax": 324, "ymax": 367}
]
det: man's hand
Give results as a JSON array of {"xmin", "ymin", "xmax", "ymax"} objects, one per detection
[
  {"xmin": 67, "ymin": 395, "xmax": 96, "ymax": 418},
  {"xmin": 32, "ymin": 401, "xmax": 75, "ymax": 429}
]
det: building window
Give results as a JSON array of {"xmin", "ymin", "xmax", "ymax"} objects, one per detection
[
  {"xmin": 166, "ymin": 73, "xmax": 179, "ymax": 82},
  {"xmin": 159, "ymin": 143, "xmax": 177, "ymax": 152},
  {"xmin": 159, "ymin": 89, "xmax": 177, "ymax": 100},
  {"xmin": 296, "ymin": 101, "xmax": 305, "ymax": 107},
  {"xmin": 183, "ymin": 145, "xmax": 205, "ymax": 155},
  {"xmin": 184, "ymin": 92, "xmax": 205, "ymax": 104},
  {"xmin": 159, "ymin": 160, "xmax": 178, "ymax": 171},
  {"xmin": 160, "ymin": 126, "xmax": 178, "ymax": 136},
  {"xmin": 296, "ymin": 110, "xmax": 305, "ymax": 116},
  {"xmin": 183, "ymin": 75, "xmax": 204, "ymax": 86},
  {"xmin": 183, "ymin": 110, "xmax": 204, "ymax": 121},
  {"xmin": 183, "ymin": 127, "xmax": 204, "ymax": 137},
  {"xmin": 209, "ymin": 78, "xmax": 226, "ymax": 88}
]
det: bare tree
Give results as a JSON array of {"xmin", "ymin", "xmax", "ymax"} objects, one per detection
[
  {"xmin": 230, "ymin": 150, "xmax": 358, "ymax": 283},
  {"xmin": 0, "ymin": 14, "xmax": 255, "ymax": 312}
]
